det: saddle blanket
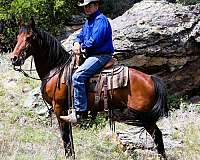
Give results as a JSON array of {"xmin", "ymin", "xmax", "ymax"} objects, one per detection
[{"xmin": 88, "ymin": 66, "xmax": 129, "ymax": 91}]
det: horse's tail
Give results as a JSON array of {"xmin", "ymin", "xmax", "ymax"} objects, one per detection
[{"xmin": 147, "ymin": 75, "xmax": 168, "ymax": 123}]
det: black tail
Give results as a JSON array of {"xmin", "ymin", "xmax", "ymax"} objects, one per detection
[
  {"xmin": 149, "ymin": 75, "xmax": 168, "ymax": 122},
  {"xmin": 128, "ymin": 75, "xmax": 168, "ymax": 125}
]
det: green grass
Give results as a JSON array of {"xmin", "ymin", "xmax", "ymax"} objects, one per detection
[
  {"xmin": 17, "ymin": 127, "xmax": 55, "ymax": 143},
  {"xmin": 0, "ymin": 85, "xmax": 6, "ymax": 96},
  {"xmin": 184, "ymin": 123, "xmax": 200, "ymax": 157},
  {"xmin": 18, "ymin": 76, "xmax": 40, "ymax": 89},
  {"xmin": 165, "ymin": 108, "xmax": 200, "ymax": 160}
]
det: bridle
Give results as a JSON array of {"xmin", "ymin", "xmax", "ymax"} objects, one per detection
[
  {"xmin": 12, "ymin": 31, "xmax": 39, "ymax": 79},
  {"xmin": 12, "ymin": 28, "xmax": 36, "ymax": 66}
]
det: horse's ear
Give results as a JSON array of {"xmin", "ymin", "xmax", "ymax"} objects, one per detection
[
  {"xmin": 29, "ymin": 17, "xmax": 35, "ymax": 31},
  {"xmin": 18, "ymin": 17, "xmax": 24, "ymax": 28}
]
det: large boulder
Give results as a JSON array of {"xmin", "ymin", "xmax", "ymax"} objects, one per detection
[{"xmin": 112, "ymin": 0, "xmax": 200, "ymax": 69}]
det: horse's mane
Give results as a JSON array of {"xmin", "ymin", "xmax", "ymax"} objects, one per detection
[{"xmin": 35, "ymin": 28, "xmax": 71, "ymax": 68}]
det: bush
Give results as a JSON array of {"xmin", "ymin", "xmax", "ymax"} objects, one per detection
[{"xmin": 0, "ymin": 0, "xmax": 79, "ymax": 53}]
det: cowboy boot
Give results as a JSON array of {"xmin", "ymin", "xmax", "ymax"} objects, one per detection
[
  {"xmin": 60, "ymin": 109, "xmax": 88, "ymax": 123},
  {"xmin": 60, "ymin": 109, "xmax": 78, "ymax": 123}
]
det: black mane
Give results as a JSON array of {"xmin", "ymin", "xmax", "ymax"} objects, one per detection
[{"xmin": 35, "ymin": 29, "xmax": 71, "ymax": 68}]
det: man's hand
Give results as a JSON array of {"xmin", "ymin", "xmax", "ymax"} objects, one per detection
[{"xmin": 72, "ymin": 42, "xmax": 81, "ymax": 55}]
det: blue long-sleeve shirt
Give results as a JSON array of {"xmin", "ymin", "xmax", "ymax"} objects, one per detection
[{"xmin": 75, "ymin": 10, "xmax": 114, "ymax": 56}]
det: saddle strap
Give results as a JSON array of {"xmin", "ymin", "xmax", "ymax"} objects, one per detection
[
  {"xmin": 104, "ymin": 75, "xmax": 108, "ymax": 112},
  {"xmin": 93, "ymin": 74, "xmax": 110, "ymax": 112},
  {"xmin": 103, "ymin": 75, "xmax": 115, "ymax": 132},
  {"xmin": 94, "ymin": 75, "xmax": 105, "ymax": 109}
]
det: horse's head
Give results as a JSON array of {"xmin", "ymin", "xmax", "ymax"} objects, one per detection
[{"xmin": 10, "ymin": 18, "xmax": 36, "ymax": 66}]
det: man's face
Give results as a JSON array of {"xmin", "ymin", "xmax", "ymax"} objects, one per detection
[{"xmin": 83, "ymin": 3, "xmax": 98, "ymax": 15}]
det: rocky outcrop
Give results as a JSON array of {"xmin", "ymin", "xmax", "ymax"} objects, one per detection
[{"xmin": 112, "ymin": 0, "xmax": 200, "ymax": 69}]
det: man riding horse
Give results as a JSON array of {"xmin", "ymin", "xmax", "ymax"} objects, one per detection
[
  {"xmin": 10, "ymin": 5, "xmax": 168, "ymax": 157},
  {"xmin": 60, "ymin": 0, "xmax": 114, "ymax": 123}
]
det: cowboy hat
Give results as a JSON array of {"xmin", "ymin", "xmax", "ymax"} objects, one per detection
[{"xmin": 78, "ymin": 0, "xmax": 99, "ymax": 7}]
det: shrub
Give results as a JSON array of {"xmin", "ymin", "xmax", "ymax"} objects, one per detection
[{"xmin": 0, "ymin": 0, "xmax": 79, "ymax": 53}]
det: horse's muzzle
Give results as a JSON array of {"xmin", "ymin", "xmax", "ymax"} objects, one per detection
[{"xmin": 11, "ymin": 56, "xmax": 24, "ymax": 66}]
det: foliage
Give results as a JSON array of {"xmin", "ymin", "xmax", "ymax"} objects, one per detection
[
  {"xmin": 0, "ymin": 0, "xmax": 79, "ymax": 53},
  {"xmin": 78, "ymin": 114, "xmax": 108, "ymax": 130},
  {"xmin": 168, "ymin": 94, "xmax": 200, "ymax": 112},
  {"xmin": 167, "ymin": 95, "xmax": 183, "ymax": 110}
]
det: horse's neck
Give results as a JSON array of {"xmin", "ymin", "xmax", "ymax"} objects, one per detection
[
  {"xmin": 33, "ymin": 30, "xmax": 69, "ymax": 79},
  {"xmin": 33, "ymin": 48, "xmax": 51, "ymax": 79}
]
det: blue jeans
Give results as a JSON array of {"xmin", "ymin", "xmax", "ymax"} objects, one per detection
[{"xmin": 72, "ymin": 55, "xmax": 112, "ymax": 112}]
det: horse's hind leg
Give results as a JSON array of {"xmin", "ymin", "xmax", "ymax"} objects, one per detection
[{"xmin": 144, "ymin": 124, "xmax": 167, "ymax": 159}]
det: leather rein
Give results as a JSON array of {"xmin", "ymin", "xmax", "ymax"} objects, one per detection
[{"xmin": 13, "ymin": 50, "xmax": 74, "ymax": 81}]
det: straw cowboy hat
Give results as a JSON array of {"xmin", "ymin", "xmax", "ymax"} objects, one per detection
[{"xmin": 78, "ymin": 0, "xmax": 100, "ymax": 6}]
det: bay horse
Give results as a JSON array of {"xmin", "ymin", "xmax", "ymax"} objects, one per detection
[{"xmin": 10, "ymin": 18, "xmax": 168, "ymax": 159}]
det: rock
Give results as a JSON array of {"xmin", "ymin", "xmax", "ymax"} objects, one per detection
[
  {"xmin": 24, "ymin": 87, "xmax": 50, "ymax": 117},
  {"xmin": 24, "ymin": 87, "xmax": 41, "ymax": 108},
  {"xmin": 116, "ymin": 126, "xmax": 155, "ymax": 152},
  {"xmin": 36, "ymin": 107, "xmax": 49, "ymax": 116},
  {"xmin": 115, "ymin": 108, "xmax": 200, "ymax": 158},
  {"xmin": 188, "ymin": 95, "xmax": 200, "ymax": 103},
  {"xmin": 3, "ymin": 78, "xmax": 17, "ymax": 89},
  {"xmin": 112, "ymin": 0, "xmax": 200, "ymax": 67},
  {"xmin": 18, "ymin": 116, "xmax": 28, "ymax": 126}
]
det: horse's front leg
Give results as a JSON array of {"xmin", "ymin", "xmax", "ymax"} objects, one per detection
[{"xmin": 54, "ymin": 104, "xmax": 75, "ymax": 159}]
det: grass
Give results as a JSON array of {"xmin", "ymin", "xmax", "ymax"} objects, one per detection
[
  {"xmin": 0, "ymin": 54, "xmax": 200, "ymax": 160},
  {"xmin": 183, "ymin": 123, "xmax": 200, "ymax": 159},
  {"xmin": 163, "ymin": 100, "xmax": 200, "ymax": 160}
]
